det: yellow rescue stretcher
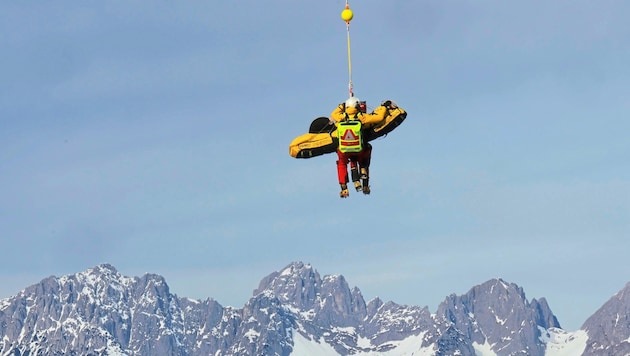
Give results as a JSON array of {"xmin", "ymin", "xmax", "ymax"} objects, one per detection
[{"xmin": 289, "ymin": 105, "xmax": 407, "ymax": 159}]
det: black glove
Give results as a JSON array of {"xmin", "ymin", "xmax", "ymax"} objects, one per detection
[{"xmin": 381, "ymin": 100, "xmax": 398, "ymax": 109}]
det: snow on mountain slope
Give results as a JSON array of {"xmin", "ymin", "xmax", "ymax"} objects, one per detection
[
  {"xmin": 292, "ymin": 331, "xmax": 433, "ymax": 356},
  {"xmin": 4, "ymin": 261, "xmax": 630, "ymax": 356},
  {"xmin": 541, "ymin": 327, "xmax": 588, "ymax": 356},
  {"xmin": 292, "ymin": 327, "xmax": 589, "ymax": 356}
]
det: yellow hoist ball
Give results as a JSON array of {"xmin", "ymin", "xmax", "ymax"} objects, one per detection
[{"xmin": 341, "ymin": 8, "xmax": 354, "ymax": 22}]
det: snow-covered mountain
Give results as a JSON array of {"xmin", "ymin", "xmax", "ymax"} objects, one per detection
[{"xmin": 0, "ymin": 262, "xmax": 627, "ymax": 355}]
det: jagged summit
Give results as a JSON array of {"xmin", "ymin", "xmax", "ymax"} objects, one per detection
[
  {"xmin": 435, "ymin": 277, "xmax": 562, "ymax": 355},
  {"xmin": 254, "ymin": 261, "xmax": 323, "ymax": 310},
  {"xmin": 64, "ymin": 263, "xmax": 134, "ymax": 286},
  {"xmin": 253, "ymin": 262, "xmax": 368, "ymax": 328},
  {"xmin": 444, "ymin": 277, "xmax": 558, "ymax": 326},
  {"xmin": 0, "ymin": 264, "xmax": 227, "ymax": 356}
]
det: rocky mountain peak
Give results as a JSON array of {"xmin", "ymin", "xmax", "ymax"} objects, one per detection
[
  {"xmin": 581, "ymin": 281, "xmax": 630, "ymax": 355},
  {"xmin": 253, "ymin": 261, "xmax": 322, "ymax": 310},
  {"xmin": 435, "ymin": 277, "xmax": 559, "ymax": 355}
]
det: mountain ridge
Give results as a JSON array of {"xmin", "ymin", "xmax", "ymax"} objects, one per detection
[{"xmin": 1, "ymin": 261, "xmax": 629, "ymax": 355}]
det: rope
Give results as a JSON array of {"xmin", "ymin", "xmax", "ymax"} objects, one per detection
[
  {"xmin": 346, "ymin": 19, "xmax": 353, "ymax": 97},
  {"xmin": 344, "ymin": 1, "xmax": 353, "ymax": 97}
]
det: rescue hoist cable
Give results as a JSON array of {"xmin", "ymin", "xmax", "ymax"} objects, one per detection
[
  {"xmin": 341, "ymin": 1, "xmax": 354, "ymax": 97},
  {"xmin": 346, "ymin": 14, "xmax": 353, "ymax": 97}
]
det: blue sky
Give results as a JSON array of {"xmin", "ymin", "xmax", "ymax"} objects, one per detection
[{"xmin": 1, "ymin": 1, "xmax": 629, "ymax": 331}]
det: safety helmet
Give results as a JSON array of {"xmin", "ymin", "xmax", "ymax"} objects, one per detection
[
  {"xmin": 344, "ymin": 96, "xmax": 361, "ymax": 116},
  {"xmin": 345, "ymin": 96, "xmax": 361, "ymax": 109}
]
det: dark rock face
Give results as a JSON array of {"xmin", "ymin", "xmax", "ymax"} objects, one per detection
[
  {"xmin": 581, "ymin": 282, "xmax": 630, "ymax": 356},
  {"xmin": 434, "ymin": 278, "xmax": 561, "ymax": 356}
]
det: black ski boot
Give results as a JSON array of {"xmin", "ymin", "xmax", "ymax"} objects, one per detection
[
  {"xmin": 360, "ymin": 168, "xmax": 370, "ymax": 194},
  {"xmin": 339, "ymin": 183, "xmax": 349, "ymax": 198}
]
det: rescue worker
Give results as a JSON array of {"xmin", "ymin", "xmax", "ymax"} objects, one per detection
[{"xmin": 330, "ymin": 96, "xmax": 391, "ymax": 198}]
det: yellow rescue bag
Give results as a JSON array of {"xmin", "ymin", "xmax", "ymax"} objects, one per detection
[{"xmin": 288, "ymin": 104, "xmax": 407, "ymax": 159}]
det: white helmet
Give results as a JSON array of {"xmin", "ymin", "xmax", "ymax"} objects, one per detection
[{"xmin": 345, "ymin": 96, "xmax": 360, "ymax": 109}]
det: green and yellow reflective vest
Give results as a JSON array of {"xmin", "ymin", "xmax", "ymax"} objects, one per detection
[{"xmin": 337, "ymin": 120, "xmax": 363, "ymax": 153}]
